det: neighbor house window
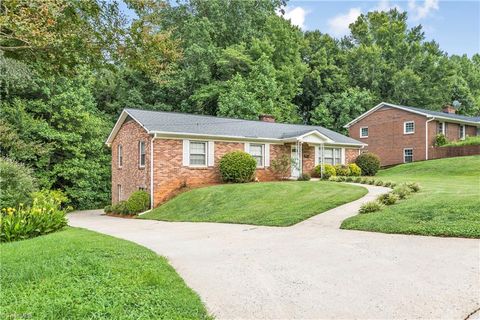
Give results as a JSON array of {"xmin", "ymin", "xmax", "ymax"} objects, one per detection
[
  {"xmin": 138, "ymin": 141, "xmax": 146, "ymax": 168},
  {"xmin": 319, "ymin": 147, "xmax": 342, "ymax": 165},
  {"xmin": 360, "ymin": 127, "xmax": 369, "ymax": 138},
  {"xmin": 459, "ymin": 125, "xmax": 465, "ymax": 140},
  {"xmin": 404, "ymin": 149, "xmax": 413, "ymax": 163},
  {"xmin": 249, "ymin": 144, "xmax": 264, "ymax": 167},
  {"xmin": 189, "ymin": 141, "xmax": 207, "ymax": 166},
  {"xmin": 117, "ymin": 184, "xmax": 122, "ymax": 201},
  {"xmin": 404, "ymin": 121, "xmax": 415, "ymax": 134},
  {"xmin": 437, "ymin": 122, "xmax": 444, "ymax": 134},
  {"xmin": 117, "ymin": 144, "xmax": 123, "ymax": 168}
]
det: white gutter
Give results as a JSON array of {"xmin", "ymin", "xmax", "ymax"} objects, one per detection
[
  {"xmin": 150, "ymin": 135, "xmax": 155, "ymax": 209},
  {"xmin": 425, "ymin": 118, "xmax": 435, "ymax": 160}
]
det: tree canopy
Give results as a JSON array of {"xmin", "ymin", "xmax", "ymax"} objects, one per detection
[{"xmin": 1, "ymin": 0, "xmax": 478, "ymax": 208}]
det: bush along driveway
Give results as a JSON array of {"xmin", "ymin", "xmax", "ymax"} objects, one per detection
[{"xmin": 68, "ymin": 183, "xmax": 480, "ymax": 320}]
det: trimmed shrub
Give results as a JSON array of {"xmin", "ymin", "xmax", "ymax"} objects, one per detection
[
  {"xmin": 375, "ymin": 180, "xmax": 384, "ymax": 186},
  {"xmin": 0, "ymin": 190, "xmax": 67, "ymax": 242},
  {"xmin": 345, "ymin": 176, "xmax": 354, "ymax": 182},
  {"xmin": 328, "ymin": 176, "xmax": 338, "ymax": 182},
  {"xmin": 219, "ymin": 151, "xmax": 257, "ymax": 183},
  {"xmin": 377, "ymin": 192, "xmax": 399, "ymax": 205},
  {"xmin": 353, "ymin": 177, "xmax": 362, "ymax": 183},
  {"xmin": 104, "ymin": 205, "xmax": 113, "ymax": 214},
  {"xmin": 383, "ymin": 181, "xmax": 392, "ymax": 188},
  {"xmin": 297, "ymin": 173, "xmax": 311, "ymax": 181},
  {"xmin": 336, "ymin": 176, "xmax": 347, "ymax": 182},
  {"xmin": 111, "ymin": 201, "xmax": 130, "ymax": 215},
  {"xmin": 392, "ymin": 184, "xmax": 411, "ymax": 199},
  {"xmin": 0, "ymin": 157, "xmax": 37, "ymax": 209},
  {"xmin": 367, "ymin": 179, "xmax": 376, "ymax": 185},
  {"xmin": 359, "ymin": 201, "xmax": 384, "ymax": 214},
  {"xmin": 314, "ymin": 164, "xmax": 336, "ymax": 179},
  {"xmin": 335, "ymin": 165, "xmax": 351, "ymax": 176},
  {"xmin": 360, "ymin": 177, "xmax": 369, "ymax": 184},
  {"xmin": 407, "ymin": 182, "xmax": 421, "ymax": 193},
  {"xmin": 348, "ymin": 163, "xmax": 362, "ymax": 176},
  {"xmin": 126, "ymin": 191, "xmax": 150, "ymax": 213},
  {"xmin": 355, "ymin": 152, "xmax": 381, "ymax": 176},
  {"xmin": 434, "ymin": 133, "xmax": 448, "ymax": 146}
]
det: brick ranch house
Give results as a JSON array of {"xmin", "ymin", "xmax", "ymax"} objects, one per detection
[
  {"xmin": 106, "ymin": 109, "xmax": 366, "ymax": 207},
  {"xmin": 345, "ymin": 102, "xmax": 480, "ymax": 166}
]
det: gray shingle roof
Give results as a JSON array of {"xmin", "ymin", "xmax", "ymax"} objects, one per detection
[
  {"xmin": 394, "ymin": 104, "xmax": 480, "ymax": 123},
  {"xmin": 125, "ymin": 108, "xmax": 364, "ymax": 145}
]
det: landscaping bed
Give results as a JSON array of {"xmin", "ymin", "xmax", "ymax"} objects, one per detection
[
  {"xmin": 0, "ymin": 227, "xmax": 211, "ymax": 319},
  {"xmin": 341, "ymin": 156, "xmax": 480, "ymax": 238},
  {"xmin": 140, "ymin": 181, "xmax": 368, "ymax": 226}
]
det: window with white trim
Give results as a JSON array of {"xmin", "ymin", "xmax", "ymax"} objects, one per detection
[
  {"xmin": 117, "ymin": 184, "xmax": 122, "ymax": 201},
  {"xmin": 437, "ymin": 122, "xmax": 444, "ymax": 134},
  {"xmin": 404, "ymin": 148, "xmax": 413, "ymax": 163},
  {"xmin": 404, "ymin": 121, "xmax": 415, "ymax": 134},
  {"xmin": 360, "ymin": 127, "xmax": 369, "ymax": 138},
  {"xmin": 138, "ymin": 141, "xmax": 146, "ymax": 167},
  {"xmin": 319, "ymin": 147, "xmax": 342, "ymax": 165},
  {"xmin": 117, "ymin": 144, "xmax": 123, "ymax": 168},
  {"xmin": 459, "ymin": 125, "xmax": 465, "ymax": 140},
  {"xmin": 249, "ymin": 144, "xmax": 264, "ymax": 167},
  {"xmin": 189, "ymin": 141, "xmax": 207, "ymax": 166}
]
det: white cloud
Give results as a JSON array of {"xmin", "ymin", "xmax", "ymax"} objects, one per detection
[
  {"xmin": 373, "ymin": 0, "xmax": 402, "ymax": 12},
  {"xmin": 327, "ymin": 7, "xmax": 362, "ymax": 37},
  {"xmin": 279, "ymin": 6, "xmax": 308, "ymax": 30},
  {"xmin": 408, "ymin": 0, "xmax": 439, "ymax": 20}
]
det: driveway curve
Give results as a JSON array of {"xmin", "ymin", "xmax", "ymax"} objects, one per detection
[{"xmin": 68, "ymin": 184, "xmax": 480, "ymax": 319}]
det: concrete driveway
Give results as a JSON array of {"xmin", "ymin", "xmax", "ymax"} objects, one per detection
[{"xmin": 69, "ymin": 184, "xmax": 480, "ymax": 319}]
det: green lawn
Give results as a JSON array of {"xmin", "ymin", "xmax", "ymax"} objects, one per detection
[
  {"xmin": 341, "ymin": 156, "xmax": 480, "ymax": 238},
  {"xmin": 0, "ymin": 228, "xmax": 211, "ymax": 320},
  {"xmin": 141, "ymin": 181, "xmax": 367, "ymax": 226}
]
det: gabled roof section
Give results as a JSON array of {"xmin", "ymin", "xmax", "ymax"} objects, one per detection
[
  {"xmin": 106, "ymin": 108, "xmax": 365, "ymax": 146},
  {"xmin": 344, "ymin": 102, "xmax": 480, "ymax": 128}
]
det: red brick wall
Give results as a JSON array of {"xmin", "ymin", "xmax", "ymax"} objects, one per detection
[
  {"xmin": 349, "ymin": 106, "xmax": 431, "ymax": 166},
  {"xmin": 466, "ymin": 125, "xmax": 477, "ymax": 137},
  {"xmin": 111, "ymin": 119, "xmax": 151, "ymax": 204},
  {"xmin": 430, "ymin": 145, "xmax": 480, "ymax": 159},
  {"xmin": 345, "ymin": 148, "xmax": 361, "ymax": 164}
]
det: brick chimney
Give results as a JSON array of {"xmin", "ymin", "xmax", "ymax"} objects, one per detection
[
  {"xmin": 259, "ymin": 114, "xmax": 275, "ymax": 123},
  {"xmin": 442, "ymin": 105, "xmax": 456, "ymax": 114}
]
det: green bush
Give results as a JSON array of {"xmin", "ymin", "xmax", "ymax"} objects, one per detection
[
  {"xmin": 434, "ymin": 133, "xmax": 448, "ymax": 146},
  {"xmin": 348, "ymin": 163, "xmax": 362, "ymax": 176},
  {"xmin": 126, "ymin": 191, "xmax": 150, "ymax": 213},
  {"xmin": 360, "ymin": 177, "xmax": 369, "ymax": 184},
  {"xmin": 355, "ymin": 152, "xmax": 381, "ymax": 176},
  {"xmin": 335, "ymin": 165, "xmax": 351, "ymax": 176},
  {"xmin": 392, "ymin": 184, "xmax": 411, "ymax": 199},
  {"xmin": 406, "ymin": 182, "xmax": 421, "ymax": 192},
  {"xmin": 359, "ymin": 201, "xmax": 384, "ymax": 214},
  {"xmin": 383, "ymin": 181, "xmax": 392, "ymax": 188},
  {"xmin": 0, "ymin": 190, "xmax": 67, "ymax": 242},
  {"xmin": 219, "ymin": 151, "xmax": 257, "ymax": 183},
  {"xmin": 297, "ymin": 173, "xmax": 311, "ymax": 181},
  {"xmin": 345, "ymin": 176, "xmax": 354, "ymax": 182},
  {"xmin": 353, "ymin": 177, "xmax": 362, "ymax": 183},
  {"xmin": 111, "ymin": 201, "xmax": 130, "ymax": 215},
  {"xmin": 104, "ymin": 205, "xmax": 113, "ymax": 214},
  {"xmin": 367, "ymin": 179, "xmax": 376, "ymax": 185},
  {"xmin": 314, "ymin": 164, "xmax": 336, "ymax": 179},
  {"xmin": 337, "ymin": 176, "xmax": 347, "ymax": 182},
  {"xmin": 0, "ymin": 157, "xmax": 36, "ymax": 209},
  {"xmin": 377, "ymin": 192, "xmax": 399, "ymax": 205},
  {"xmin": 443, "ymin": 135, "xmax": 480, "ymax": 147},
  {"xmin": 374, "ymin": 180, "xmax": 384, "ymax": 186}
]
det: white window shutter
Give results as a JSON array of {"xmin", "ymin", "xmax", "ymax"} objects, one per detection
[
  {"xmin": 182, "ymin": 139, "xmax": 189, "ymax": 166},
  {"xmin": 314, "ymin": 146, "xmax": 319, "ymax": 166},
  {"xmin": 264, "ymin": 143, "xmax": 270, "ymax": 167},
  {"xmin": 208, "ymin": 141, "xmax": 215, "ymax": 166},
  {"xmin": 244, "ymin": 142, "xmax": 250, "ymax": 152}
]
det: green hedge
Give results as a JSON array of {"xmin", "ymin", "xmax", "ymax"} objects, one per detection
[
  {"xmin": 219, "ymin": 151, "xmax": 257, "ymax": 183},
  {"xmin": 355, "ymin": 152, "xmax": 380, "ymax": 176},
  {"xmin": 0, "ymin": 157, "xmax": 36, "ymax": 209},
  {"xmin": 106, "ymin": 190, "xmax": 150, "ymax": 215}
]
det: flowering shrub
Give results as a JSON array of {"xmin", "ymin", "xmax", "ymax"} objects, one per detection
[{"xmin": 1, "ymin": 190, "xmax": 68, "ymax": 242}]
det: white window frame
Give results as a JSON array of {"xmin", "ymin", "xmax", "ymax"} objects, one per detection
[
  {"xmin": 117, "ymin": 144, "xmax": 123, "ymax": 168},
  {"xmin": 360, "ymin": 127, "xmax": 369, "ymax": 138},
  {"xmin": 403, "ymin": 148, "xmax": 413, "ymax": 163},
  {"xmin": 138, "ymin": 141, "xmax": 146, "ymax": 168},
  {"xmin": 318, "ymin": 147, "xmax": 343, "ymax": 165},
  {"xmin": 404, "ymin": 121, "xmax": 415, "ymax": 134},
  {"xmin": 459, "ymin": 125, "xmax": 465, "ymax": 140},
  {"xmin": 249, "ymin": 143, "xmax": 265, "ymax": 168},
  {"xmin": 189, "ymin": 140, "xmax": 208, "ymax": 167},
  {"xmin": 437, "ymin": 122, "xmax": 444, "ymax": 135}
]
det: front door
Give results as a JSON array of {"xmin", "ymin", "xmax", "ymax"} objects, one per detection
[{"xmin": 290, "ymin": 145, "xmax": 300, "ymax": 178}]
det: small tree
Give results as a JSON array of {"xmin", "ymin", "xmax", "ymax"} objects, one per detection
[{"xmin": 270, "ymin": 154, "xmax": 291, "ymax": 180}]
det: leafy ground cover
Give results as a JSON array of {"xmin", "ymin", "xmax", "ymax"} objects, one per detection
[
  {"xmin": 0, "ymin": 228, "xmax": 211, "ymax": 320},
  {"xmin": 443, "ymin": 135, "xmax": 480, "ymax": 146},
  {"xmin": 341, "ymin": 156, "xmax": 480, "ymax": 238},
  {"xmin": 141, "ymin": 181, "xmax": 367, "ymax": 226}
]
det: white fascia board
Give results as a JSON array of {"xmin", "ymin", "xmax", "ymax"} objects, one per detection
[
  {"xmin": 153, "ymin": 131, "xmax": 285, "ymax": 144},
  {"xmin": 296, "ymin": 130, "xmax": 333, "ymax": 143},
  {"xmin": 105, "ymin": 109, "xmax": 153, "ymax": 146}
]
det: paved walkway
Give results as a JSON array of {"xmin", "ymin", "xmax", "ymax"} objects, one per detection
[{"xmin": 69, "ymin": 184, "xmax": 480, "ymax": 319}]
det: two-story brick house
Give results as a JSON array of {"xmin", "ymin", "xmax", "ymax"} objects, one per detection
[
  {"xmin": 345, "ymin": 102, "xmax": 480, "ymax": 166},
  {"xmin": 106, "ymin": 109, "xmax": 366, "ymax": 207}
]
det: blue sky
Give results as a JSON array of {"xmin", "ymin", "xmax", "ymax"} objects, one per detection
[
  {"xmin": 281, "ymin": 0, "xmax": 479, "ymax": 56},
  {"xmin": 119, "ymin": 0, "xmax": 479, "ymax": 57}
]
